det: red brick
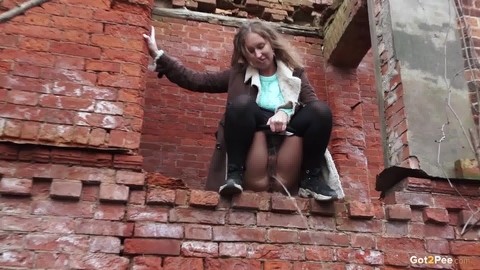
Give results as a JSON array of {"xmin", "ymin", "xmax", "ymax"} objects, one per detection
[
  {"xmin": 0, "ymin": 177, "xmax": 32, "ymax": 195},
  {"xmin": 384, "ymin": 191, "xmax": 433, "ymax": 207},
  {"xmin": 336, "ymin": 218, "xmax": 382, "ymax": 233},
  {"xmin": 163, "ymin": 257, "xmax": 203, "ymax": 270},
  {"xmin": 218, "ymin": 242, "xmax": 248, "ymax": 257},
  {"xmin": 34, "ymin": 252, "xmax": 69, "ymax": 269},
  {"xmin": 68, "ymin": 254, "xmax": 129, "ymax": 270},
  {"xmin": 175, "ymin": 189, "xmax": 189, "ymax": 205},
  {"xmin": 424, "ymin": 223, "xmax": 455, "ymax": 239},
  {"xmin": 7, "ymin": 90, "xmax": 40, "ymax": 105},
  {"xmin": 247, "ymin": 244, "xmax": 304, "ymax": 260},
  {"xmin": 347, "ymin": 201, "xmax": 375, "ymax": 219},
  {"xmin": 227, "ymin": 211, "xmax": 256, "ymax": 225},
  {"xmin": 126, "ymin": 205, "xmax": 169, "ymax": 222},
  {"xmin": 423, "ymin": 207, "xmax": 449, "ymax": 224},
  {"xmin": 88, "ymin": 236, "xmax": 122, "ymax": 254},
  {"xmin": 336, "ymin": 248, "xmax": 383, "ymax": 265},
  {"xmin": 231, "ymin": 191, "xmax": 270, "ymax": 210},
  {"xmin": 310, "ymin": 199, "xmax": 336, "ymax": 216},
  {"xmin": 25, "ymin": 234, "xmax": 89, "ymax": 253},
  {"xmin": 181, "ymin": 241, "xmax": 218, "ymax": 257},
  {"xmin": 94, "ymin": 204, "xmax": 126, "ymax": 220},
  {"xmin": 204, "ymin": 258, "xmax": 262, "ymax": 270},
  {"xmin": 264, "ymin": 261, "xmax": 293, "ymax": 270},
  {"xmin": 169, "ymin": 208, "xmax": 226, "ymax": 225},
  {"xmin": 450, "ymin": 241, "xmax": 480, "ymax": 256},
  {"xmin": 426, "ymin": 239, "xmax": 450, "ymax": 254},
  {"xmin": 131, "ymin": 256, "xmax": 163, "ymax": 270},
  {"xmin": 299, "ymin": 231, "xmax": 350, "ymax": 246},
  {"xmin": 124, "ymin": 239, "xmax": 181, "ymax": 255},
  {"xmin": 128, "ymin": 190, "xmax": 146, "ymax": 205},
  {"xmin": 32, "ymin": 201, "xmax": 94, "ymax": 218},
  {"xmin": 307, "ymin": 215, "xmax": 336, "ymax": 230},
  {"xmin": 257, "ymin": 212, "xmax": 308, "ymax": 229},
  {"xmin": 76, "ymin": 219, "xmax": 133, "ymax": 237},
  {"xmin": 271, "ymin": 195, "xmax": 309, "ymax": 213},
  {"xmin": 99, "ymin": 183, "xmax": 129, "ymax": 202},
  {"xmin": 134, "ymin": 222, "xmax": 183, "ymax": 238},
  {"xmin": 304, "ymin": 246, "xmax": 335, "ymax": 261},
  {"xmin": 0, "ymin": 250, "xmax": 34, "ymax": 268},
  {"xmin": 213, "ymin": 226, "xmax": 266, "ymax": 242},
  {"xmin": 350, "ymin": 234, "xmax": 376, "ymax": 249},
  {"xmin": 1, "ymin": 215, "xmax": 43, "ymax": 232},
  {"xmin": 50, "ymin": 180, "xmax": 82, "ymax": 199},
  {"xmin": 190, "ymin": 189, "xmax": 219, "ymax": 207},
  {"xmin": 267, "ymin": 229, "xmax": 299, "ymax": 243},
  {"xmin": 147, "ymin": 188, "xmax": 176, "ymax": 205},
  {"xmin": 385, "ymin": 204, "xmax": 412, "ymax": 221},
  {"xmin": 378, "ymin": 237, "xmax": 425, "ymax": 252},
  {"xmin": 458, "ymin": 209, "xmax": 480, "ymax": 226},
  {"xmin": 185, "ymin": 224, "xmax": 212, "ymax": 240},
  {"xmin": 113, "ymin": 154, "xmax": 144, "ymax": 170}
]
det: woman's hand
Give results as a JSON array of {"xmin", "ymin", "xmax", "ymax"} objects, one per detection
[
  {"xmin": 143, "ymin": 26, "xmax": 162, "ymax": 58},
  {"xmin": 267, "ymin": 111, "xmax": 288, "ymax": 133}
]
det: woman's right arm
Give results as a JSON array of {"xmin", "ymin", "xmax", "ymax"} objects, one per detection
[
  {"xmin": 155, "ymin": 54, "xmax": 230, "ymax": 93},
  {"xmin": 144, "ymin": 26, "xmax": 229, "ymax": 93}
]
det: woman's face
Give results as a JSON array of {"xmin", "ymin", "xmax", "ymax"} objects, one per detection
[{"xmin": 244, "ymin": 32, "xmax": 275, "ymax": 75}]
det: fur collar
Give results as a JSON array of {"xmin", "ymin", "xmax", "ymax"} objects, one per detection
[{"xmin": 244, "ymin": 60, "xmax": 302, "ymax": 112}]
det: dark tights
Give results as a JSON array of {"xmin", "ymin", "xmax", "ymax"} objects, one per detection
[{"xmin": 224, "ymin": 95, "xmax": 332, "ymax": 170}]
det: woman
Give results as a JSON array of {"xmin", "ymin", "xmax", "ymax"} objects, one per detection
[{"xmin": 143, "ymin": 20, "xmax": 336, "ymax": 201}]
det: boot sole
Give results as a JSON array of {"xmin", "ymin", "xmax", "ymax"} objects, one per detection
[
  {"xmin": 298, "ymin": 188, "xmax": 334, "ymax": 201},
  {"xmin": 219, "ymin": 183, "xmax": 243, "ymax": 197}
]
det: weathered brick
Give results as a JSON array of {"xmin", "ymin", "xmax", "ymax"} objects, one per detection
[
  {"xmin": 181, "ymin": 241, "xmax": 218, "ymax": 257},
  {"xmin": 264, "ymin": 261, "xmax": 293, "ymax": 270},
  {"xmin": 99, "ymin": 183, "xmax": 129, "ymax": 203},
  {"xmin": 450, "ymin": 241, "xmax": 480, "ymax": 256},
  {"xmin": 458, "ymin": 209, "xmax": 480, "ymax": 226},
  {"xmin": 185, "ymin": 224, "xmax": 213, "ymax": 240},
  {"xmin": 219, "ymin": 242, "xmax": 248, "ymax": 257},
  {"xmin": 68, "ymin": 254, "xmax": 129, "ymax": 270},
  {"xmin": 126, "ymin": 205, "xmax": 169, "ymax": 222},
  {"xmin": 50, "ymin": 180, "xmax": 82, "ymax": 199},
  {"xmin": 75, "ymin": 219, "xmax": 133, "ymax": 237},
  {"xmin": 213, "ymin": 226, "xmax": 266, "ymax": 242},
  {"xmin": 169, "ymin": 208, "xmax": 226, "ymax": 225},
  {"xmin": 124, "ymin": 239, "xmax": 181, "ymax": 255},
  {"xmin": 32, "ymin": 200, "xmax": 95, "ymax": 218},
  {"xmin": 163, "ymin": 257, "xmax": 203, "ymax": 270},
  {"xmin": 423, "ymin": 207, "xmax": 449, "ymax": 224},
  {"xmin": 0, "ymin": 177, "xmax": 32, "ymax": 195},
  {"xmin": 131, "ymin": 256, "xmax": 162, "ymax": 270},
  {"xmin": 94, "ymin": 204, "xmax": 126, "ymax": 220},
  {"xmin": 384, "ymin": 191, "xmax": 433, "ymax": 208},
  {"xmin": 271, "ymin": 195, "xmax": 309, "ymax": 213},
  {"xmin": 310, "ymin": 199, "xmax": 336, "ymax": 216},
  {"xmin": 299, "ymin": 231, "xmax": 350, "ymax": 246},
  {"xmin": 231, "ymin": 191, "xmax": 270, "ymax": 210},
  {"xmin": 0, "ymin": 250, "xmax": 34, "ymax": 268},
  {"xmin": 204, "ymin": 258, "xmax": 262, "ymax": 270},
  {"xmin": 189, "ymin": 189, "xmax": 219, "ymax": 207},
  {"xmin": 116, "ymin": 170, "xmax": 144, "ymax": 186},
  {"xmin": 147, "ymin": 188, "xmax": 176, "ymax": 205},
  {"xmin": 336, "ymin": 248, "xmax": 383, "ymax": 265},
  {"xmin": 247, "ymin": 244, "xmax": 304, "ymax": 260},
  {"xmin": 228, "ymin": 211, "xmax": 256, "ymax": 226},
  {"xmin": 385, "ymin": 204, "xmax": 412, "ymax": 221},
  {"xmin": 89, "ymin": 236, "xmax": 121, "ymax": 253},
  {"xmin": 336, "ymin": 218, "xmax": 382, "ymax": 233},
  {"xmin": 257, "ymin": 212, "xmax": 308, "ymax": 229},
  {"xmin": 267, "ymin": 229, "xmax": 299, "ymax": 243},
  {"xmin": 134, "ymin": 222, "xmax": 183, "ymax": 238},
  {"xmin": 346, "ymin": 201, "xmax": 375, "ymax": 219}
]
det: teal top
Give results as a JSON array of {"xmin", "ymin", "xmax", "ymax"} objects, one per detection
[{"xmin": 257, "ymin": 74, "xmax": 293, "ymax": 118}]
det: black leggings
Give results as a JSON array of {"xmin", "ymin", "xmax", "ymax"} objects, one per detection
[{"xmin": 224, "ymin": 95, "xmax": 332, "ymax": 170}]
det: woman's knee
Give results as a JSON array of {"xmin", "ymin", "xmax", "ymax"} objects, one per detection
[
  {"xmin": 305, "ymin": 101, "xmax": 332, "ymax": 121},
  {"xmin": 226, "ymin": 95, "xmax": 256, "ymax": 113}
]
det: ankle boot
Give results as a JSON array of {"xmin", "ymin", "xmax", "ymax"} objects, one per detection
[
  {"xmin": 219, "ymin": 164, "xmax": 244, "ymax": 196},
  {"xmin": 298, "ymin": 168, "xmax": 337, "ymax": 201}
]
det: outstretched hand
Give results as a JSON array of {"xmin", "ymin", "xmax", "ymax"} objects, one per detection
[
  {"xmin": 267, "ymin": 111, "xmax": 288, "ymax": 133},
  {"xmin": 143, "ymin": 26, "xmax": 162, "ymax": 58}
]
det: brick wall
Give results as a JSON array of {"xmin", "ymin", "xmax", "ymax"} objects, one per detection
[
  {"xmin": 0, "ymin": 176, "xmax": 479, "ymax": 269},
  {"xmin": 0, "ymin": 0, "xmax": 151, "ymax": 150}
]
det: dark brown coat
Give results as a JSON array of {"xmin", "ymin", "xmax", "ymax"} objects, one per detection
[{"xmin": 155, "ymin": 54, "xmax": 319, "ymax": 191}]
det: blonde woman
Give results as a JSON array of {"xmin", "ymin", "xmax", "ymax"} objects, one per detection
[{"xmin": 143, "ymin": 20, "xmax": 336, "ymax": 201}]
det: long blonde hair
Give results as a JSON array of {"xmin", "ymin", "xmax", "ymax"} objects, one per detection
[{"xmin": 231, "ymin": 20, "xmax": 304, "ymax": 69}]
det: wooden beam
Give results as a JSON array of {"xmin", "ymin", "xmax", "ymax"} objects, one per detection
[{"xmin": 152, "ymin": 7, "xmax": 323, "ymax": 38}]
